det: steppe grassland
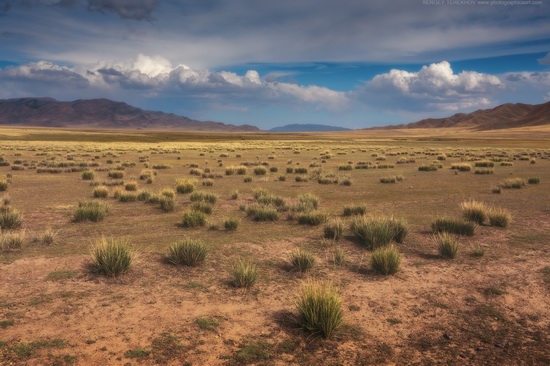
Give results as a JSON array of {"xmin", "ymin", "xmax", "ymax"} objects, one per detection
[{"xmin": 0, "ymin": 127, "xmax": 549, "ymax": 365}]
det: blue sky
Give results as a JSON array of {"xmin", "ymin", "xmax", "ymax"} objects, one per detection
[{"xmin": 1, "ymin": 0, "xmax": 550, "ymax": 129}]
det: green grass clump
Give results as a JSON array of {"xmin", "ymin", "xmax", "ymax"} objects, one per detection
[
  {"xmin": 474, "ymin": 168, "xmax": 494, "ymax": 175},
  {"xmin": 460, "ymin": 200, "xmax": 489, "ymax": 225},
  {"xmin": 231, "ymin": 259, "xmax": 259, "ymax": 288},
  {"xmin": 297, "ymin": 193, "xmax": 319, "ymax": 210},
  {"xmin": 108, "ymin": 171, "xmax": 124, "ymax": 179},
  {"xmin": 81, "ymin": 171, "xmax": 95, "ymax": 180},
  {"xmin": 176, "ymin": 179, "xmax": 196, "ymax": 194},
  {"xmin": 125, "ymin": 182, "xmax": 138, "ymax": 191},
  {"xmin": 90, "ymin": 237, "xmax": 134, "ymax": 277},
  {"xmin": 1, "ymin": 231, "xmax": 24, "ymax": 251},
  {"xmin": 290, "ymin": 249, "xmax": 315, "ymax": 272},
  {"xmin": 93, "ymin": 186, "xmax": 109, "ymax": 198},
  {"xmin": 432, "ymin": 217, "xmax": 475, "ymax": 236},
  {"xmin": 527, "ymin": 177, "xmax": 540, "ymax": 184},
  {"xmin": 418, "ymin": 164, "xmax": 438, "ymax": 171},
  {"xmin": 253, "ymin": 167, "xmax": 267, "ymax": 175},
  {"xmin": 324, "ymin": 219, "xmax": 344, "ymax": 240},
  {"xmin": 181, "ymin": 210, "xmax": 207, "ymax": 228},
  {"xmin": 296, "ymin": 211, "xmax": 327, "ymax": 226},
  {"xmin": 0, "ymin": 179, "xmax": 9, "ymax": 191},
  {"xmin": 223, "ymin": 217, "xmax": 240, "ymax": 231},
  {"xmin": 343, "ymin": 204, "xmax": 366, "ymax": 216},
  {"xmin": 295, "ymin": 281, "xmax": 344, "ymax": 339},
  {"xmin": 118, "ymin": 191, "xmax": 137, "ymax": 202},
  {"xmin": 350, "ymin": 215, "xmax": 408, "ymax": 248},
  {"xmin": 190, "ymin": 201, "xmax": 213, "ymax": 214},
  {"xmin": 475, "ymin": 161, "xmax": 495, "ymax": 167},
  {"xmin": 500, "ymin": 178, "xmax": 525, "ymax": 189},
  {"xmin": 0, "ymin": 206, "xmax": 23, "ymax": 230},
  {"xmin": 41, "ymin": 228, "xmax": 58, "ymax": 245},
  {"xmin": 370, "ymin": 245, "xmax": 401, "ymax": 275},
  {"xmin": 73, "ymin": 201, "xmax": 109, "ymax": 222},
  {"xmin": 451, "ymin": 163, "xmax": 472, "ymax": 171},
  {"xmin": 246, "ymin": 204, "xmax": 278, "ymax": 221},
  {"xmin": 244, "ymin": 175, "xmax": 253, "ymax": 183},
  {"xmin": 488, "ymin": 207, "xmax": 512, "ymax": 228},
  {"xmin": 136, "ymin": 190, "xmax": 151, "ymax": 201},
  {"xmin": 158, "ymin": 196, "xmax": 175, "ymax": 212},
  {"xmin": 189, "ymin": 191, "xmax": 218, "ymax": 204},
  {"xmin": 166, "ymin": 239, "xmax": 207, "ymax": 266},
  {"xmin": 434, "ymin": 232, "xmax": 459, "ymax": 259}
]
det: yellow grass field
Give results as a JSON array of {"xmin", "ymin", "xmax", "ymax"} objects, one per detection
[{"xmin": 1, "ymin": 126, "xmax": 549, "ymax": 365}]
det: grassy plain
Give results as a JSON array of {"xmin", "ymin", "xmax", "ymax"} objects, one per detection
[{"xmin": 0, "ymin": 126, "xmax": 549, "ymax": 365}]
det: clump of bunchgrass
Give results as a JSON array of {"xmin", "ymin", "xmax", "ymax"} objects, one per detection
[
  {"xmin": 223, "ymin": 217, "xmax": 240, "ymax": 231},
  {"xmin": 41, "ymin": 227, "xmax": 58, "ymax": 245},
  {"xmin": 190, "ymin": 201, "xmax": 213, "ymax": 214},
  {"xmin": 431, "ymin": 217, "xmax": 475, "ymax": 236},
  {"xmin": 1, "ymin": 231, "xmax": 24, "ymax": 251},
  {"xmin": 333, "ymin": 248, "xmax": 346, "ymax": 266},
  {"xmin": 158, "ymin": 196, "xmax": 175, "ymax": 212},
  {"xmin": 118, "ymin": 191, "xmax": 137, "ymax": 202},
  {"xmin": 81, "ymin": 171, "xmax": 95, "ymax": 180},
  {"xmin": 434, "ymin": 232, "xmax": 459, "ymax": 259},
  {"xmin": 166, "ymin": 239, "xmax": 207, "ymax": 266},
  {"xmin": 93, "ymin": 186, "xmax": 109, "ymax": 198},
  {"xmin": 527, "ymin": 177, "xmax": 540, "ymax": 184},
  {"xmin": 370, "ymin": 245, "xmax": 401, "ymax": 275},
  {"xmin": 90, "ymin": 237, "xmax": 134, "ymax": 277},
  {"xmin": 246, "ymin": 204, "xmax": 278, "ymax": 221},
  {"xmin": 73, "ymin": 201, "xmax": 109, "ymax": 222},
  {"xmin": 488, "ymin": 207, "xmax": 512, "ymax": 228},
  {"xmin": 0, "ymin": 206, "xmax": 23, "ymax": 230},
  {"xmin": 350, "ymin": 215, "xmax": 408, "ymax": 249},
  {"xmin": 0, "ymin": 179, "xmax": 9, "ymax": 191},
  {"xmin": 176, "ymin": 179, "xmax": 196, "ymax": 194},
  {"xmin": 500, "ymin": 178, "xmax": 525, "ymax": 189},
  {"xmin": 297, "ymin": 193, "xmax": 319, "ymax": 210},
  {"xmin": 125, "ymin": 182, "xmax": 138, "ymax": 191},
  {"xmin": 343, "ymin": 205, "xmax": 366, "ymax": 216},
  {"xmin": 296, "ymin": 211, "xmax": 328, "ymax": 226},
  {"xmin": 460, "ymin": 200, "xmax": 489, "ymax": 225},
  {"xmin": 295, "ymin": 281, "xmax": 344, "ymax": 339},
  {"xmin": 181, "ymin": 210, "xmax": 207, "ymax": 228},
  {"xmin": 290, "ymin": 249, "xmax": 315, "ymax": 272},
  {"xmin": 324, "ymin": 219, "xmax": 343, "ymax": 240},
  {"xmin": 231, "ymin": 259, "xmax": 259, "ymax": 289}
]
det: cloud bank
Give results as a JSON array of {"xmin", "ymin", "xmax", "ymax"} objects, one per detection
[{"xmin": 363, "ymin": 61, "xmax": 503, "ymax": 111}]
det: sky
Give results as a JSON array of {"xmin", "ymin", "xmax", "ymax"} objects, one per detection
[{"xmin": 1, "ymin": 0, "xmax": 550, "ymax": 130}]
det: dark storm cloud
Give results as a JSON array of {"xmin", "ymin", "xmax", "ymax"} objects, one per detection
[{"xmin": 87, "ymin": 0, "xmax": 159, "ymax": 20}]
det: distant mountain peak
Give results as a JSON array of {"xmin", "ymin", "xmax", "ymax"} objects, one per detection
[
  {"xmin": 369, "ymin": 101, "xmax": 550, "ymax": 130},
  {"xmin": 269, "ymin": 123, "xmax": 352, "ymax": 132},
  {"xmin": 0, "ymin": 97, "xmax": 260, "ymax": 132}
]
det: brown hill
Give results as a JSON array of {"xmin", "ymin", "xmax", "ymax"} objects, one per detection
[
  {"xmin": 373, "ymin": 101, "xmax": 550, "ymax": 130},
  {"xmin": 0, "ymin": 97, "xmax": 259, "ymax": 132}
]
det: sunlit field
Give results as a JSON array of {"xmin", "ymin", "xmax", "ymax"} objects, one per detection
[{"xmin": 1, "ymin": 126, "xmax": 549, "ymax": 365}]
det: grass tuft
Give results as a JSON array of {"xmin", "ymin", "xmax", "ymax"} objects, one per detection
[
  {"xmin": 181, "ymin": 210, "xmax": 207, "ymax": 228},
  {"xmin": 488, "ymin": 207, "xmax": 512, "ymax": 228},
  {"xmin": 295, "ymin": 281, "xmax": 344, "ymax": 339},
  {"xmin": 324, "ymin": 219, "xmax": 344, "ymax": 240},
  {"xmin": 90, "ymin": 237, "xmax": 134, "ymax": 277},
  {"xmin": 434, "ymin": 232, "xmax": 459, "ymax": 259},
  {"xmin": 231, "ymin": 259, "xmax": 259, "ymax": 288},
  {"xmin": 350, "ymin": 215, "xmax": 408, "ymax": 248},
  {"xmin": 166, "ymin": 239, "xmax": 207, "ymax": 266},
  {"xmin": 432, "ymin": 217, "xmax": 475, "ymax": 236},
  {"xmin": 0, "ymin": 206, "xmax": 23, "ymax": 230},
  {"xmin": 460, "ymin": 200, "xmax": 489, "ymax": 225},
  {"xmin": 370, "ymin": 245, "xmax": 401, "ymax": 275},
  {"xmin": 290, "ymin": 249, "xmax": 315, "ymax": 272},
  {"xmin": 73, "ymin": 201, "xmax": 109, "ymax": 222}
]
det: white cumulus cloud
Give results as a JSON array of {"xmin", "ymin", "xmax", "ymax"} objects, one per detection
[{"xmin": 362, "ymin": 61, "xmax": 503, "ymax": 111}]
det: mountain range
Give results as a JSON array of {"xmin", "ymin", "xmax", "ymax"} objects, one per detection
[
  {"xmin": 375, "ymin": 101, "xmax": 550, "ymax": 130},
  {"xmin": 0, "ymin": 97, "xmax": 549, "ymax": 132},
  {"xmin": 268, "ymin": 124, "xmax": 351, "ymax": 132},
  {"xmin": 0, "ymin": 97, "xmax": 259, "ymax": 132}
]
